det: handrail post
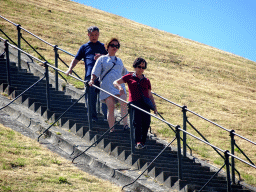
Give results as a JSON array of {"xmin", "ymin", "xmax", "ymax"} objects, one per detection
[
  {"xmin": 86, "ymin": 82, "xmax": 92, "ymax": 131},
  {"xmin": 182, "ymin": 105, "xmax": 187, "ymax": 157},
  {"xmin": 54, "ymin": 45, "xmax": 58, "ymax": 91},
  {"xmin": 176, "ymin": 125, "xmax": 182, "ymax": 180},
  {"xmin": 230, "ymin": 130, "xmax": 236, "ymax": 184},
  {"xmin": 128, "ymin": 103, "xmax": 135, "ymax": 154},
  {"xmin": 17, "ymin": 24, "xmax": 21, "ymax": 70},
  {"xmin": 225, "ymin": 150, "xmax": 231, "ymax": 192},
  {"xmin": 44, "ymin": 62, "xmax": 51, "ymax": 111},
  {"xmin": 97, "ymin": 92, "xmax": 100, "ymax": 114},
  {"xmin": 4, "ymin": 40, "xmax": 11, "ymax": 87}
]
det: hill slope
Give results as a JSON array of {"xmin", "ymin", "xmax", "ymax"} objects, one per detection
[{"xmin": 1, "ymin": 0, "xmax": 256, "ymax": 186}]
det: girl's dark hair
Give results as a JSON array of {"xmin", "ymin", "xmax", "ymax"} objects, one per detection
[
  {"xmin": 133, "ymin": 57, "xmax": 147, "ymax": 69},
  {"xmin": 106, "ymin": 38, "xmax": 120, "ymax": 51}
]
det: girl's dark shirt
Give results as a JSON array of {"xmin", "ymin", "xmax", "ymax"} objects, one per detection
[{"xmin": 122, "ymin": 73, "xmax": 151, "ymax": 102}]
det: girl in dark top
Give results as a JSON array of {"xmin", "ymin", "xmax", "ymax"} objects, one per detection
[{"xmin": 114, "ymin": 57, "xmax": 157, "ymax": 149}]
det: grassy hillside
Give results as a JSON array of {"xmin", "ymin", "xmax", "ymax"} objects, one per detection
[{"xmin": 1, "ymin": 0, "xmax": 256, "ymax": 186}]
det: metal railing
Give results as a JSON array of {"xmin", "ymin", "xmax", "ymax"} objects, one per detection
[
  {"xmin": 1, "ymin": 15, "xmax": 256, "ymax": 191},
  {"xmin": 0, "ymin": 15, "xmax": 82, "ymax": 91},
  {"xmin": 1, "ymin": 38, "xmax": 256, "ymax": 191},
  {"xmin": 152, "ymin": 91, "xmax": 256, "ymax": 184}
]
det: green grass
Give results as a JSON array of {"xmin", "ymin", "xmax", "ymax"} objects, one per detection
[
  {"xmin": 0, "ymin": 123, "xmax": 122, "ymax": 192},
  {"xmin": 1, "ymin": 0, "xmax": 256, "ymax": 186}
]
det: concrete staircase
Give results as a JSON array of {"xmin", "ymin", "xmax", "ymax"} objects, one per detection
[{"xmin": 0, "ymin": 57, "xmax": 252, "ymax": 192}]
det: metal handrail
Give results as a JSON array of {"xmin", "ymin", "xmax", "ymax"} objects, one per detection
[
  {"xmin": 20, "ymin": 35, "xmax": 47, "ymax": 62},
  {"xmin": 152, "ymin": 91, "xmax": 231, "ymax": 132},
  {"xmin": 122, "ymin": 136, "xmax": 177, "ymax": 190},
  {"xmin": 1, "ymin": 14, "xmax": 80, "ymax": 58},
  {"xmin": 1, "ymin": 38, "xmax": 255, "ymax": 192},
  {"xmin": 153, "ymin": 89, "xmax": 256, "ymax": 173},
  {"xmin": 0, "ymin": 15, "xmax": 18, "ymax": 26},
  {"xmin": 1, "ymin": 15, "xmax": 254, "ymax": 146},
  {"xmin": 3, "ymin": 13, "xmax": 253, "ymax": 148},
  {"xmin": 157, "ymin": 112, "xmax": 193, "ymax": 155},
  {"xmin": 0, "ymin": 14, "xmax": 82, "ymax": 80},
  {"xmin": 1, "ymin": 38, "xmax": 186, "ymax": 190},
  {"xmin": 234, "ymin": 132, "xmax": 256, "ymax": 146},
  {"xmin": 0, "ymin": 75, "xmax": 46, "ymax": 111},
  {"xmin": 37, "ymin": 92, "xmax": 86, "ymax": 141},
  {"xmin": 199, "ymin": 164, "xmax": 226, "ymax": 191},
  {"xmin": 0, "ymin": 37, "xmax": 45, "ymax": 64},
  {"xmin": 180, "ymin": 127, "xmax": 256, "ymax": 168},
  {"xmin": 0, "ymin": 28, "xmax": 18, "ymax": 46},
  {"xmin": 186, "ymin": 107, "xmax": 231, "ymax": 132},
  {"xmin": 72, "ymin": 112, "xmax": 129, "ymax": 163},
  {"xmin": 1, "ymin": 16, "xmax": 256, "ymax": 190},
  {"xmin": 1, "ymin": 38, "xmax": 178, "ymax": 132}
]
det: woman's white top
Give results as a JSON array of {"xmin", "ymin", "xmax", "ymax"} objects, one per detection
[{"xmin": 92, "ymin": 55, "xmax": 128, "ymax": 101}]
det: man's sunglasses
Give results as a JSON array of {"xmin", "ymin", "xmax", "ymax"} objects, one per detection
[
  {"xmin": 137, "ymin": 66, "xmax": 146, "ymax": 69},
  {"xmin": 109, "ymin": 44, "xmax": 120, "ymax": 49}
]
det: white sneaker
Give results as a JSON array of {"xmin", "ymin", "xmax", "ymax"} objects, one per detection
[{"xmin": 135, "ymin": 143, "xmax": 144, "ymax": 149}]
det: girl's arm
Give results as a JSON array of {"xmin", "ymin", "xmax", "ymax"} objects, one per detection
[
  {"xmin": 148, "ymin": 90, "xmax": 157, "ymax": 114},
  {"xmin": 113, "ymin": 78, "xmax": 125, "ymax": 95}
]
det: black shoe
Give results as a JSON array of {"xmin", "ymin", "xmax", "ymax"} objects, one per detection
[{"xmin": 123, "ymin": 125, "xmax": 130, "ymax": 131}]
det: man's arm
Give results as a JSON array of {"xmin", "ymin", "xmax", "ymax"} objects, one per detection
[{"xmin": 65, "ymin": 58, "xmax": 80, "ymax": 75}]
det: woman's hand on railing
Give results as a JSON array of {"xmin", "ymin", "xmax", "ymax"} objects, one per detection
[
  {"xmin": 88, "ymin": 79, "xmax": 94, "ymax": 87},
  {"xmin": 89, "ymin": 74, "xmax": 97, "ymax": 87},
  {"xmin": 119, "ymin": 88, "xmax": 125, "ymax": 96},
  {"xmin": 65, "ymin": 69, "xmax": 72, "ymax": 76}
]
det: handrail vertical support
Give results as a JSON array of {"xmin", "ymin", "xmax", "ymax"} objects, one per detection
[
  {"xmin": 176, "ymin": 125, "xmax": 182, "ymax": 180},
  {"xmin": 128, "ymin": 103, "xmax": 135, "ymax": 154},
  {"xmin": 4, "ymin": 40, "xmax": 11, "ymax": 87},
  {"xmin": 225, "ymin": 150, "xmax": 231, "ymax": 192},
  {"xmin": 86, "ymin": 82, "xmax": 92, "ymax": 131},
  {"xmin": 54, "ymin": 45, "xmax": 58, "ymax": 91},
  {"xmin": 17, "ymin": 24, "xmax": 21, "ymax": 70},
  {"xmin": 230, "ymin": 130, "xmax": 236, "ymax": 184},
  {"xmin": 182, "ymin": 105, "xmax": 187, "ymax": 157},
  {"xmin": 97, "ymin": 92, "xmax": 100, "ymax": 114},
  {"xmin": 44, "ymin": 62, "xmax": 51, "ymax": 111}
]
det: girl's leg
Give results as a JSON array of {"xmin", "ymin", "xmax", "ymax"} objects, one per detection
[
  {"xmin": 133, "ymin": 107, "xmax": 143, "ymax": 144},
  {"xmin": 119, "ymin": 93, "xmax": 128, "ymax": 127},
  {"xmin": 105, "ymin": 96, "xmax": 115, "ymax": 131},
  {"xmin": 141, "ymin": 108, "xmax": 151, "ymax": 145}
]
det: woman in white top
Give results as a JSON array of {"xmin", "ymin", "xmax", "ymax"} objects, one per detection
[{"xmin": 89, "ymin": 38, "xmax": 129, "ymax": 132}]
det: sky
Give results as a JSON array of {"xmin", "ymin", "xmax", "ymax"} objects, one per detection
[{"xmin": 72, "ymin": 0, "xmax": 256, "ymax": 62}]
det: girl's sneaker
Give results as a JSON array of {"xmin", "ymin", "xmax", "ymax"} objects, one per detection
[
  {"xmin": 135, "ymin": 142, "xmax": 145, "ymax": 149},
  {"xmin": 123, "ymin": 125, "xmax": 130, "ymax": 131}
]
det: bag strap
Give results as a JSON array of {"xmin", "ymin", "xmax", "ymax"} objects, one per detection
[{"xmin": 101, "ymin": 57, "xmax": 117, "ymax": 81}]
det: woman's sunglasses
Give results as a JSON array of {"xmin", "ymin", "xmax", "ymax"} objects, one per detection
[
  {"xmin": 137, "ymin": 66, "xmax": 146, "ymax": 69},
  {"xmin": 109, "ymin": 44, "xmax": 120, "ymax": 49}
]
